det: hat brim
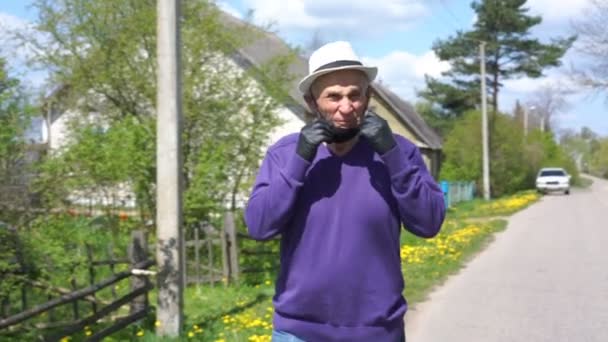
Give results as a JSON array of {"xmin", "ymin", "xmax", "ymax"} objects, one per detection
[{"xmin": 298, "ymin": 65, "xmax": 378, "ymax": 94}]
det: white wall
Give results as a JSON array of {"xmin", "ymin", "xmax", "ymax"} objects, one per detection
[
  {"xmin": 48, "ymin": 109, "xmax": 74, "ymax": 151},
  {"xmin": 267, "ymin": 106, "xmax": 305, "ymax": 146}
]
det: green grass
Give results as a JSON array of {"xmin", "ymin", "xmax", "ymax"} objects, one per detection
[
  {"xmin": 100, "ymin": 285, "xmax": 275, "ymax": 342},
  {"xmin": 445, "ymin": 190, "xmax": 539, "ymax": 219},
  {"xmin": 106, "ymin": 190, "xmax": 540, "ymax": 341},
  {"xmin": 6, "ymin": 191, "xmax": 541, "ymax": 341}
]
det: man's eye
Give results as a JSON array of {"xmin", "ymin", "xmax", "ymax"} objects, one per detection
[{"xmin": 328, "ymin": 94, "xmax": 341, "ymax": 101}]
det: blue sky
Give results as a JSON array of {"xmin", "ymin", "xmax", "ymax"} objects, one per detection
[{"xmin": 1, "ymin": 0, "xmax": 606, "ymax": 136}]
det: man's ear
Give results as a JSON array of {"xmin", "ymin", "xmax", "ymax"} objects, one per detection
[
  {"xmin": 363, "ymin": 85, "xmax": 373, "ymax": 110},
  {"xmin": 304, "ymin": 93, "xmax": 318, "ymax": 112}
]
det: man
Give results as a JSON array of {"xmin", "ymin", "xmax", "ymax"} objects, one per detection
[{"xmin": 245, "ymin": 41, "xmax": 446, "ymax": 341}]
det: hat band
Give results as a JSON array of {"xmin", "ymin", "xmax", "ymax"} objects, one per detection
[{"xmin": 314, "ymin": 60, "xmax": 363, "ymax": 72}]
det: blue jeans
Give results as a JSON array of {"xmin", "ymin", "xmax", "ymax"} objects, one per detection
[
  {"xmin": 272, "ymin": 330, "xmax": 306, "ymax": 342},
  {"xmin": 271, "ymin": 330, "xmax": 406, "ymax": 342}
]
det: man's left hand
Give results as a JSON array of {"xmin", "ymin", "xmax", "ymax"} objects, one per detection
[{"xmin": 360, "ymin": 110, "xmax": 397, "ymax": 155}]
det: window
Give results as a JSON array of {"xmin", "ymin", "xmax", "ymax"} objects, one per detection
[{"xmin": 540, "ymin": 170, "xmax": 566, "ymax": 177}]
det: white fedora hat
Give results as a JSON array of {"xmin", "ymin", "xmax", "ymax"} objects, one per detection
[{"xmin": 298, "ymin": 41, "xmax": 378, "ymax": 94}]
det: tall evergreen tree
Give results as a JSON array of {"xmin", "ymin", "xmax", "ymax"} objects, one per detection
[
  {"xmin": 419, "ymin": 0, "xmax": 574, "ymax": 119},
  {"xmin": 513, "ymin": 99, "xmax": 525, "ymax": 128}
]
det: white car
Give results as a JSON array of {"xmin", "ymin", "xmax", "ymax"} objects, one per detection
[{"xmin": 536, "ymin": 167, "xmax": 570, "ymax": 195}]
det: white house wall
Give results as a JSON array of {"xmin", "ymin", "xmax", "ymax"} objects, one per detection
[
  {"xmin": 267, "ymin": 106, "xmax": 305, "ymax": 146},
  {"xmin": 46, "ymin": 52, "xmax": 304, "ymax": 210},
  {"xmin": 48, "ymin": 109, "xmax": 76, "ymax": 151}
]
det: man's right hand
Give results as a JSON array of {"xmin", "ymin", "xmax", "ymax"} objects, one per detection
[{"xmin": 296, "ymin": 119, "xmax": 333, "ymax": 161}]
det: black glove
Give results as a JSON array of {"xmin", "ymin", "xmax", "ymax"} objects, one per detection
[
  {"xmin": 296, "ymin": 119, "xmax": 333, "ymax": 161},
  {"xmin": 360, "ymin": 110, "xmax": 397, "ymax": 155}
]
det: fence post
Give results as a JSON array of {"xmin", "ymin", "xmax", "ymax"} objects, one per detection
[
  {"xmin": 129, "ymin": 230, "xmax": 149, "ymax": 314},
  {"xmin": 440, "ymin": 181, "xmax": 450, "ymax": 208},
  {"xmin": 224, "ymin": 211, "xmax": 239, "ymax": 283},
  {"xmin": 107, "ymin": 243, "xmax": 117, "ymax": 300},
  {"xmin": 86, "ymin": 244, "xmax": 97, "ymax": 314},
  {"xmin": 1, "ymin": 297, "xmax": 8, "ymax": 317},
  {"xmin": 70, "ymin": 268, "xmax": 79, "ymax": 320},
  {"xmin": 220, "ymin": 220, "xmax": 229, "ymax": 286},
  {"xmin": 21, "ymin": 285, "xmax": 27, "ymax": 312},
  {"xmin": 194, "ymin": 225, "xmax": 200, "ymax": 285},
  {"xmin": 207, "ymin": 235, "xmax": 214, "ymax": 286}
]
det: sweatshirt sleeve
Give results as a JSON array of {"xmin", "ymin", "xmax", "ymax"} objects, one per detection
[
  {"xmin": 380, "ymin": 136, "xmax": 446, "ymax": 238},
  {"xmin": 244, "ymin": 146, "xmax": 310, "ymax": 241}
]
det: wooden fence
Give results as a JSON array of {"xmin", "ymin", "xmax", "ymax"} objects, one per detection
[
  {"xmin": 440, "ymin": 180, "xmax": 477, "ymax": 207},
  {"xmin": 184, "ymin": 211, "xmax": 279, "ymax": 285},
  {"xmin": 184, "ymin": 212, "xmax": 239, "ymax": 285},
  {"xmin": 0, "ymin": 230, "xmax": 154, "ymax": 341}
]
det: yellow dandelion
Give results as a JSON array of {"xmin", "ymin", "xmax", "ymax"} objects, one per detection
[{"xmin": 136, "ymin": 330, "xmax": 144, "ymax": 337}]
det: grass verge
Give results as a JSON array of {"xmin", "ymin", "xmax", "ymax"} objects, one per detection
[{"xmin": 40, "ymin": 191, "xmax": 541, "ymax": 341}]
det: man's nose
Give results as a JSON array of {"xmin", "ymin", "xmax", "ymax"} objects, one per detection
[{"xmin": 338, "ymin": 98, "xmax": 355, "ymax": 114}]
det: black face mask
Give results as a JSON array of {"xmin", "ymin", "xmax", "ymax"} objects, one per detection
[
  {"xmin": 314, "ymin": 108, "xmax": 361, "ymax": 143},
  {"xmin": 328, "ymin": 125, "xmax": 360, "ymax": 143}
]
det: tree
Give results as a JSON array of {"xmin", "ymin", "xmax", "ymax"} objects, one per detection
[
  {"xmin": 415, "ymin": 100, "xmax": 457, "ymax": 137},
  {"xmin": 589, "ymin": 138, "xmax": 608, "ymax": 178},
  {"xmin": 20, "ymin": 0, "xmax": 294, "ymax": 227},
  {"xmin": 559, "ymin": 128, "xmax": 593, "ymax": 172},
  {"xmin": 560, "ymin": 126, "xmax": 606, "ymax": 176},
  {"xmin": 440, "ymin": 110, "xmax": 530, "ymax": 196},
  {"xmin": 420, "ymin": 0, "xmax": 574, "ymax": 120},
  {"xmin": 0, "ymin": 57, "xmax": 34, "ymax": 221},
  {"xmin": 571, "ymin": 0, "xmax": 608, "ymax": 97},
  {"xmin": 418, "ymin": 76, "xmax": 478, "ymax": 121},
  {"xmin": 513, "ymin": 99, "xmax": 525, "ymax": 129},
  {"xmin": 526, "ymin": 83, "xmax": 572, "ymax": 133},
  {"xmin": 301, "ymin": 29, "xmax": 327, "ymax": 58},
  {"xmin": 440, "ymin": 109, "xmax": 579, "ymax": 196}
]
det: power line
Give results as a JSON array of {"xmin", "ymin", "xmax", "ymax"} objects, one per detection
[{"xmin": 438, "ymin": 0, "xmax": 466, "ymax": 28}]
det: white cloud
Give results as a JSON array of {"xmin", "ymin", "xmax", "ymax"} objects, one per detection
[
  {"xmin": 0, "ymin": 12, "xmax": 29, "ymax": 45},
  {"xmin": 241, "ymin": 0, "xmax": 429, "ymax": 36},
  {"xmin": 0, "ymin": 12, "xmax": 37, "ymax": 63},
  {"xmin": 0, "ymin": 12, "xmax": 28, "ymax": 29},
  {"xmin": 0, "ymin": 12, "xmax": 49, "ymax": 88},
  {"xmin": 525, "ymin": 0, "xmax": 590, "ymax": 24},
  {"xmin": 365, "ymin": 50, "xmax": 450, "ymax": 100}
]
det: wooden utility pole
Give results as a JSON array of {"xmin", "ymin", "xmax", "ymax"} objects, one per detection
[
  {"xmin": 156, "ymin": 0, "xmax": 183, "ymax": 336},
  {"xmin": 480, "ymin": 42, "xmax": 491, "ymax": 200}
]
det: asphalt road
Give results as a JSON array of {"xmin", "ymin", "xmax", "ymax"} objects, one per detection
[{"xmin": 405, "ymin": 175, "xmax": 608, "ymax": 342}]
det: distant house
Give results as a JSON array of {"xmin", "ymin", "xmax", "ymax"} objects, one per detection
[
  {"xmin": 223, "ymin": 12, "xmax": 443, "ymax": 178},
  {"xmin": 370, "ymin": 83, "xmax": 443, "ymax": 177}
]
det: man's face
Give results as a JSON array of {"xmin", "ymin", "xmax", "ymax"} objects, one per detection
[{"xmin": 309, "ymin": 69, "xmax": 370, "ymax": 129}]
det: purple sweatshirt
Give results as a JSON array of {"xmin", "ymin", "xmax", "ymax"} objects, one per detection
[{"xmin": 245, "ymin": 133, "xmax": 445, "ymax": 341}]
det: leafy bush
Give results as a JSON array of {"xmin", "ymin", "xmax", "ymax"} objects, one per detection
[{"xmin": 440, "ymin": 110, "xmax": 580, "ymax": 197}]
